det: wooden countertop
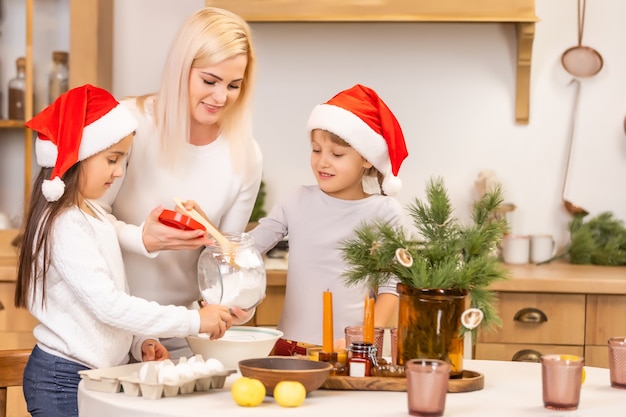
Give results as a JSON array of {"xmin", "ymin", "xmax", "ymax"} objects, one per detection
[
  {"xmin": 267, "ymin": 261, "xmax": 626, "ymax": 295},
  {"xmin": 2, "ymin": 228, "xmax": 624, "ymax": 295},
  {"xmin": 494, "ymin": 262, "xmax": 626, "ymax": 294}
]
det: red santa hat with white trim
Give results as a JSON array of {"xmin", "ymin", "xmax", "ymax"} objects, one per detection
[
  {"xmin": 306, "ymin": 84, "xmax": 409, "ymax": 196},
  {"xmin": 25, "ymin": 84, "xmax": 137, "ymax": 202}
]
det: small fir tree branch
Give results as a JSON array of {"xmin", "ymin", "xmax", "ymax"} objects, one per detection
[{"xmin": 339, "ymin": 176, "xmax": 509, "ymax": 332}]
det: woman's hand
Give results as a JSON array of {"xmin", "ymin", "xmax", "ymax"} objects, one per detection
[
  {"xmin": 141, "ymin": 339, "xmax": 170, "ymax": 361},
  {"xmin": 142, "ymin": 206, "xmax": 211, "ymax": 252},
  {"xmin": 198, "ymin": 302, "xmax": 233, "ymax": 340}
]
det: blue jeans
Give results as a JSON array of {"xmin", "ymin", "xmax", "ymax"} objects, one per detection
[{"xmin": 22, "ymin": 345, "xmax": 89, "ymax": 417}]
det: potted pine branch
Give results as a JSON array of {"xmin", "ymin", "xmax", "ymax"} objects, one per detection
[{"xmin": 340, "ymin": 176, "xmax": 509, "ymax": 376}]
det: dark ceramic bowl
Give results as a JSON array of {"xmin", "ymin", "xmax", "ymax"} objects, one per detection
[{"xmin": 238, "ymin": 356, "xmax": 332, "ymax": 395}]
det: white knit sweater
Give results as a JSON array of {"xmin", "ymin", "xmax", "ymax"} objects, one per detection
[{"xmin": 28, "ymin": 202, "xmax": 200, "ymax": 369}]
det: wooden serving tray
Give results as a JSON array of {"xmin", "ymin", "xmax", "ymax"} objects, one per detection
[{"xmin": 320, "ymin": 370, "xmax": 484, "ymax": 393}]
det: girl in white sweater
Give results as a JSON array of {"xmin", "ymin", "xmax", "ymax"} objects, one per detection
[{"xmin": 15, "ymin": 85, "xmax": 233, "ymax": 417}]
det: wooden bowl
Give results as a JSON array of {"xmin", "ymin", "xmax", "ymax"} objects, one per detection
[{"xmin": 238, "ymin": 356, "xmax": 333, "ymax": 395}]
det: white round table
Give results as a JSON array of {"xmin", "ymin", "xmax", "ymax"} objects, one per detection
[{"xmin": 78, "ymin": 359, "xmax": 626, "ymax": 416}]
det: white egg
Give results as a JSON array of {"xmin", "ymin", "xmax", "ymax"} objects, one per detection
[
  {"xmin": 138, "ymin": 362, "xmax": 158, "ymax": 384},
  {"xmin": 158, "ymin": 364, "xmax": 181, "ymax": 385},
  {"xmin": 159, "ymin": 359, "xmax": 175, "ymax": 368},
  {"xmin": 187, "ymin": 354, "xmax": 204, "ymax": 366},
  {"xmin": 175, "ymin": 362, "xmax": 195, "ymax": 382},
  {"xmin": 204, "ymin": 358, "xmax": 225, "ymax": 373}
]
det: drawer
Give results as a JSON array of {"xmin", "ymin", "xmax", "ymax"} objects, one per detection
[
  {"xmin": 475, "ymin": 342, "xmax": 584, "ymax": 362},
  {"xmin": 255, "ymin": 286, "xmax": 285, "ymax": 327},
  {"xmin": 585, "ymin": 345, "xmax": 609, "ymax": 368},
  {"xmin": 0, "ymin": 332, "xmax": 37, "ymax": 350},
  {"xmin": 586, "ymin": 295, "xmax": 626, "ymax": 345},
  {"xmin": 8, "ymin": 387, "xmax": 29, "ymax": 417},
  {"xmin": 478, "ymin": 292, "xmax": 585, "ymax": 345},
  {"xmin": 0, "ymin": 282, "xmax": 39, "ymax": 332}
]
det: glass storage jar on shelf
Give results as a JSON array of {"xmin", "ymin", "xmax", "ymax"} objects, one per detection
[
  {"xmin": 8, "ymin": 57, "xmax": 26, "ymax": 120},
  {"xmin": 48, "ymin": 51, "xmax": 69, "ymax": 105}
]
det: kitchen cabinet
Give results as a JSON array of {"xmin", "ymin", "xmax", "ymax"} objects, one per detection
[
  {"xmin": 205, "ymin": 0, "xmax": 538, "ymax": 124},
  {"xmin": 0, "ymin": 0, "xmax": 113, "ymax": 227},
  {"xmin": 0, "ymin": 230, "xmax": 36, "ymax": 417},
  {"xmin": 584, "ymin": 294, "xmax": 626, "ymax": 368},
  {"xmin": 475, "ymin": 263, "xmax": 626, "ymax": 368},
  {"xmin": 262, "ymin": 263, "xmax": 626, "ymax": 368},
  {"xmin": 251, "ymin": 269, "xmax": 286, "ymax": 327}
]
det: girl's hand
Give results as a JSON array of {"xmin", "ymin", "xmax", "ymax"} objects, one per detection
[
  {"xmin": 142, "ymin": 206, "xmax": 211, "ymax": 252},
  {"xmin": 334, "ymin": 338, "xmax": 347, "ymax": 351},
  {"xmin": 198, "ymin": 302, "xmax": 233, "ymax": 340},
  {"xmin": 141, "ymin": 339, "xmax": 171, "ymax": 361}
]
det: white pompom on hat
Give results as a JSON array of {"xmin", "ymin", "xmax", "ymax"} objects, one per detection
[
  {"xmin": 306, "ymin": 84, "xmax": 409, "ymax": 196},
  {"xmin": 26, "ymin": 84, "xmax": 137, "ymax": 202}
]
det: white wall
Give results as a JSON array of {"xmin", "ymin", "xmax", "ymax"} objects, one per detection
[
  {"xmin": 112, "ymin": 0, "xmax": 626, "ymax": 250},
  {"xmin": 2, "ymin": 0, "xmax": 625, "ymax": 251}
]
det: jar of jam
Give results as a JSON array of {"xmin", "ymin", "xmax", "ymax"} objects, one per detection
[{"xmin": 348, "ymin": 342, "xmax": 378, "ymax": 377}]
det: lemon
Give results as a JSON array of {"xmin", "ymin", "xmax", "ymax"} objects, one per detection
[
  {"xmin": 559, "ymin": 354, "xmax": 581, "ymax": 361},
  {"xmin": 231, "ymin": 377, "xmax": 266, "ymax": 407},
  {"xmin": 558, "ymin": 355, "xmax": 585, "ymax": 385},
  {"xmin": 273, "ymin": 381, "xmax": 307, "ymax": 407}
]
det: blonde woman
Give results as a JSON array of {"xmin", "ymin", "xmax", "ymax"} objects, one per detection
[{"xmin": 99, "ymin": 7, "xmax": 262, "ymax": 357}]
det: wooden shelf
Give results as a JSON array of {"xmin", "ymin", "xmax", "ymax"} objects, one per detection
[
  {"xmin": 0, "ymin": 120, "xmax": 26, "ymax": 129},
  {"xmin": 69, "ymin": 0, "xmax": 113, "ymax": 90},
  {"xmin": 205, "ymin": 0, "xmax": 538, "ymax": 124}
]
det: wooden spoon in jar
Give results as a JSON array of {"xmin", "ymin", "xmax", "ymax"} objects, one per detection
[{"xmin": 173, "ymin": 197, "xmax": 235, "ymax": 250}]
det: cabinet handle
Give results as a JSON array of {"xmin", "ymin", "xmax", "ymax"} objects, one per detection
[
  {"xmin": 512, "ymin": 349, "xmax": 542, "ymax": 362},
  {"xmin": 0, "ymin": 300, "xmax": 4, "ymax": 311},
  {"xmin": 513, "ymin": 307, "xmax": 547, "ymax": 323}
]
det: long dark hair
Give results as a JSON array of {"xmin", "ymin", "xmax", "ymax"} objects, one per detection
[{"xmin": 15, "ymin": 164, "xmax": 82, "ymax": 308}]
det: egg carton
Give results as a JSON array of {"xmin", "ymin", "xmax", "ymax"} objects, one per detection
[{"xmin": 79, "ymin": 360, "xmax": 236, "ymax": 400}]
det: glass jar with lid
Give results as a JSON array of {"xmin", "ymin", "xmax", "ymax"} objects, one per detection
[
  {"xmin": 49, "ymin": 51, "xmax": 69, "ymax": 104},
  {"xmin": 8, "ymin": 57, "xmax": 26, "ymax": 120},
  {"xmin": 348, "ymin": 342, "xmax": 378, "ymax": 377},
  {"xmin": 197, "ymin": 232, "xmax": 266, "ymax": 311}
]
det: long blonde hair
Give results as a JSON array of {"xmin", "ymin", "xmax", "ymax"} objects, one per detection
[{"xmin": 154, "ymin": 7, "xmax": 256, "ymax": 171}]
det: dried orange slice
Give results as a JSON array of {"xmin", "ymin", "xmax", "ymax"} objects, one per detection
[{"xmin": 395, "ymin": 248, "xmax": 413, "ymax": 267}]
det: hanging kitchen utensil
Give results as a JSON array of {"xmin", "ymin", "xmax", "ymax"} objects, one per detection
[
  {"xmin": 561, "ymin": 0, "xmax": 603, "ymax": 78},
  {"xmin": 561, "ymin": 79, "xmax": 589, "ymax": 217}
]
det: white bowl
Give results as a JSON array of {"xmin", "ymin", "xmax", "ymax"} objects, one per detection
[{"xmin": 186, "ymin": 326, "xmax": 283, "ymax": 370}]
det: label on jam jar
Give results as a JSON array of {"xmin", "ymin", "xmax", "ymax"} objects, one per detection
[{"xmin": 349, "ymin": 361, "xmax": 367, "ymax": 377}]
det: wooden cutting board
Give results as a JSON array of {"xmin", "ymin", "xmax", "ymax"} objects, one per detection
[{"xmin": 320, "ymin": 370, "xmax": 484, "ymax": 393}]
